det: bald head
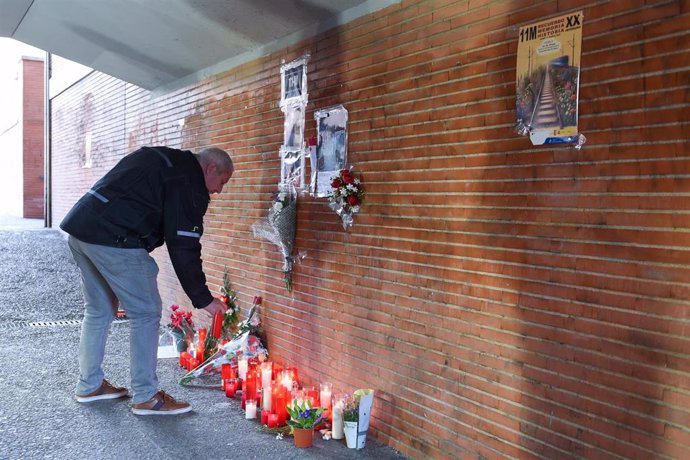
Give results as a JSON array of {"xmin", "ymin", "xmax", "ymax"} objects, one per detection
[{"xmin": 195, "ymin": 146, "xmax": 234, "ymax": 194}]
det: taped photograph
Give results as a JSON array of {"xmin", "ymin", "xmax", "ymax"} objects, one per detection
[
  {"xmin": 314, "ymin": 105, "xmax": 348, "ymax": 197},
  {"xmin": 280, "ymin": 56, "xmax": 309, "ymax": 108}
]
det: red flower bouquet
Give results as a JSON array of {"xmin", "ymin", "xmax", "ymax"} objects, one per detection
[{"xmin": 328, "ymin": 168, "xmax": 364, "ymax": 229}]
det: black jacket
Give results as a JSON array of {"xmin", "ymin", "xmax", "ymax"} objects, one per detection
[{"xmin": 60, "ymin": 146, "xmax": 213, "ymax": 308}]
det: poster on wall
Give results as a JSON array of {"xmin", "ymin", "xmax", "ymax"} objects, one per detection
[
  {"xmin": 314, "ymin": 105, "xmax": 348, "ymax": 197},
  {"xmin": 280, "ymin": 56, "xmax": 309, "ymax": 108},
  {"xmin": 516, "ymin": 11, "xmax": 583, "ymax": 146}
]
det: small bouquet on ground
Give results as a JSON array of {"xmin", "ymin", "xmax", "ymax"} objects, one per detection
[
  {"xmin": 179, "ymin": 296, "xmax": 267, "ymax": 385},
  {"xmin": 163, "ymin": 304, "xmax": 195, "ymax": 352},
  {"xmin": 328, "ymin": 167, "xmax": 364, "ymax": 229},
  {"xmin": 342, "ymin": 397, "xmax": 360, "ymax": 448},
  {"xmin": 343, "ymin": 398, "xmax": 359, "ymax": 423},
  {"xmin": 252, "ymin": 184, "xmax": 301, "ymax": 291}
]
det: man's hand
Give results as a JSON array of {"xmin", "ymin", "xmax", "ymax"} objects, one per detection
[{"xmin": 202, "ymin": 297, "xmax": 228, "ymax": 318}]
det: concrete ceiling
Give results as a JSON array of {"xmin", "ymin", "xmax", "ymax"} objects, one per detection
[{"xmin": 0, "ymin": 0, "xmax": 397, "ymax": 93}]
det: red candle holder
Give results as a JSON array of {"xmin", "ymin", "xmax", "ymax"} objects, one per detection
[
  {"xmin": 224, "ymin": 381, "xmax": 236, "ymax": 398},
  {"xmin": 261, "ymin": 410, "xmax": 269, "ymax": 425},
  {"xmin": 211, "ymin": 311, "xmax": 223, "ymax": 338},
  {"xmin": 267, "ymin": 413, "xmax": 278, "ymax": 428}
]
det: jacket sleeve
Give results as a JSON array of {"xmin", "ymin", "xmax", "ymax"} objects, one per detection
[{"xmin": 163, "ymin": 178, "xmax": 213, "ymax": 308}]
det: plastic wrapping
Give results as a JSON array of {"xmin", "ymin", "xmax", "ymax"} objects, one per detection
[
  {"xmin": 252, "ymin": 184, "xmax": 300, "ymax": 291},
  {"xmin": 280, "ymin": 146, "xmax": 305, "ymax": 190},
  {"xmin": 280, "ymin": 55, "xmax": 309, "ymax": 109},
  {"xmin": 179, "ymin": 300, "xmax": 266, "ymax": 385},
  {"xmin": 314, "ymin": 105, "xmax": 348, "ymax": 197}
]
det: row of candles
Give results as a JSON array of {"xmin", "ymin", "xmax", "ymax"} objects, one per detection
[
  {"xmin": 178, "ymin": 354, "xmax": 348, "ymax": 438},
  {"xmin": 178, "ymin": 326, "xmax": 217, "ymax": 370}
]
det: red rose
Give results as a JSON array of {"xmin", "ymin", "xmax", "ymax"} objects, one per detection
[
  {"xmin": 219, "ymin": 295, "xmax": 228, "ymax": 305},
  {"xmin": 342, "ymin": 174, "xmax": 354, "ymax": 185},
  {"xmin": 171, "ymin": 304, "xmax": 179, "ymax": 311},
  {"xmin": 347, "ymin": 195, "xmax": 359, "ymax": 206},
  {"xmin": 331, "ymin": 178, "xmax": 342, "ymax": 188},
  {"xmin": 340, "ymin": 169, "xmax": 349, "ymax": 176}
]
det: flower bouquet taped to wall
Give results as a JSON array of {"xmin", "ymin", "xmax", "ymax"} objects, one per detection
[
  {"xmin": 252, "ymin": 184, "xmax": 303, "ymax": 291},
  {"xmin": 328, "ymin": 167, "xmax": 364, "ymax": 229}
]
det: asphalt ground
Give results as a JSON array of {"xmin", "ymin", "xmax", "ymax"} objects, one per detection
[{"xmin": 0, "ymin": 217, "xmax": 407, "ymax": 460}]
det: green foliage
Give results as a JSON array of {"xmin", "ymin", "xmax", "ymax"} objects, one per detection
[
  {"xmin": 220, "ymin": 266, "xmax": 240, "ymax": 338},
  {"xmin": 343, "ymin": 399, "xmax": 359, "ymax": 422},
  {"xmin": 286, "ymin": 400, "xmax": 325, "ymax": 429}
]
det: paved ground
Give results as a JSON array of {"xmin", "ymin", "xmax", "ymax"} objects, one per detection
[{"xmin": 0, "ymin": 217, "xmax": 407, "ymax": 460}]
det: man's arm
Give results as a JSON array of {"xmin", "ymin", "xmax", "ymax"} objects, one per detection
[{"xmin": 163, "ymin": 179, "xmax": 214, "ymax": 308}]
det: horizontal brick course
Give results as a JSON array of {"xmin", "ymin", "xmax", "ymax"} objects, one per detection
[{"xmin": 50, "ymin": 1, "xmax": 690, "ymax": 458}]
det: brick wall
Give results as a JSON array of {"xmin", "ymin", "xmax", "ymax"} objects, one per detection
[
  {"xmin": 22, "ymin": 58, "xmax": 44, "ymax": 218},
  {"xmin": 50, "ymin": 1, "xmax": 690, "ymax": 458}
]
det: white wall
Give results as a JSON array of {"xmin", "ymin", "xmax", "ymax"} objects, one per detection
[{"xmin": 0, "ymin": 38, "xmax": 43, "ymax": 216}]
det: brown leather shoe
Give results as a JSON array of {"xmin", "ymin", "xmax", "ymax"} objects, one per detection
[
  {"xmin": 76, "ymin": 379, "xmax": 129, "ymax": 403},
  {"xmin": 132, "ymin": 390, "xmax": 192, "ymax": 416}
]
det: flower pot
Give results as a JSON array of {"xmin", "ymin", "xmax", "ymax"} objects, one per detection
[
  {"xmin": 344, "ymin": 421, "xmax": 358, "ymax": 449},
  {"xmin": 293, "ymin": 427, "xmax": 314, "ymax": 448}
]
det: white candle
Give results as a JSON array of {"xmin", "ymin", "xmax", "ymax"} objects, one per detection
[
  {"xmin": 262, "ymin": 385, "xmax": 272, "ymax": 412},
  {"xmin": 332, "ymin": 400, "xmax": 344, "ymax": 439},
  {"xmin": 320, "ymin": 382, "xmax": 332, "ymax": 408},
  {"xmin": 261, "ymin": 362, "xmax": 272, "ymax": 388},
  {"xmin": 238, "ymin": 357, "xmax": 248, "ymax": 381},
  {"xmin": 245, "ymin": 400, "xmax": 257, "ymax": 419},
  {"xmin": 282, "ymin": 376, "xmax": 293, "ymax": 391}
]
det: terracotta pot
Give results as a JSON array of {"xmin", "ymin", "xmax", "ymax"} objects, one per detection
[{"xmin": 293, "ymin": 427, "xmax": 314, "ymax": 448}]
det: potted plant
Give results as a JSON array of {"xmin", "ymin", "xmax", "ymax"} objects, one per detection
[
  {"xmin": 343, "ymin": 399, "xmax": 359, "ymax": 449},
  {"xmin": 286, "ymin": 399, "xmax": 325, "ymax": 448}
]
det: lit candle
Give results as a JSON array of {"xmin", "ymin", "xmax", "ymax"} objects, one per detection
[
  {"xmin": 320, "ymin": 382, "xmax": 332, "ymax": 409},
  {"xmin": 262, "ymin": 385, "xmax": 272, "ymax": 412},
  {"xmin": 275, "ymin": 394, "xmax": 287, "ymax": 425},
  {"xmin": 245, "ymin": 371, "xmax": 256, "ymax": 404},
  {"xmin": 221, "ymin": 363, "xmax": 233, "ymax": 389},
  {"xmin": 272, "ymin": 364, "xmax": 283, "ymax": 380},
  {"xmin": 305, "ymin": 387, "xmax": 318, "ymax": 407},
  {"xmin": 238, "ymin": 357, "xmax": 248, "ymax": 380},
  {"xmin": 288, "ymin": 367, "xmax": 299, "ymax": 386},
  {"xmin": 268, "ymin": 413, "xmax": 278, "ymax": 428},
  {"xmin": 245, "ymin": 400, "xmax": 257, "ymax": 419},
  {"xmin": 281, "ymin": 370, "xmax": 293, "ymax": 391},
  {"xmin": 261, "ymin": 362, "xmax": 272, "ymax": 388},
  {"xmin": 224, "ymin": 381, "xmax": 236, "ymax": 398}
]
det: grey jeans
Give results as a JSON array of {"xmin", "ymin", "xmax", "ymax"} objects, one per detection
[{"xmin": 68, "ymin": 236, "xmax": 161, "ymax": 403}]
